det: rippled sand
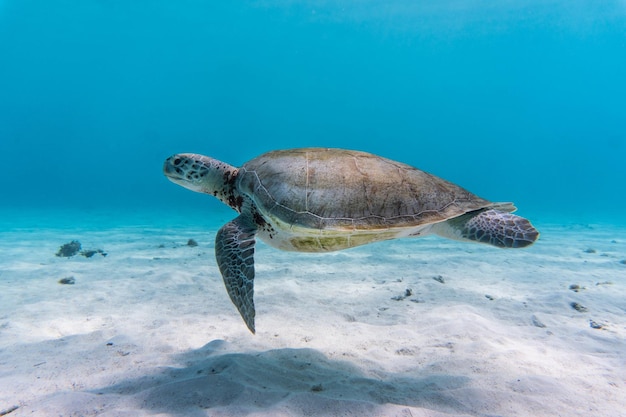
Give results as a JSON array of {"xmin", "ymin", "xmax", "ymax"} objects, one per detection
[{"xmin": 1, "ymin": 212, "xmax": 624, "ymax": 416}]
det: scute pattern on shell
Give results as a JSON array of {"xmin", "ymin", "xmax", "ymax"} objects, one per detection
[{"xmin": 237, "ymin": 148, "xmax": 493, "ymax": 231}]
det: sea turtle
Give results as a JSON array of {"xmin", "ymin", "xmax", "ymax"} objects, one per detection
[{"xmin": 164, "ymin": 148, "xmax": 539, "ymax": 333}]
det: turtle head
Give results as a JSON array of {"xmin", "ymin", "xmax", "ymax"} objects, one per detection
[{"xmin": 164, "ymin": 153, "xmax": 243, "ymax": 211}]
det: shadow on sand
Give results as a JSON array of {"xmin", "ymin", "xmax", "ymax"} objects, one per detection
[{"xmin": 89, "ymin": 339, "xmax": 472, "ymax": 416}]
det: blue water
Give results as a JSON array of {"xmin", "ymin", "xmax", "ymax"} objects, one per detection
[{"xmin": 1, "ymin": 0, "xmax": 625, "ymax": 225}]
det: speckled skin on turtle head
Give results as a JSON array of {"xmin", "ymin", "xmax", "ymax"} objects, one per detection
[{"xmin": 164, "ymin": 148, "xmax": 539, "ymax": 333}]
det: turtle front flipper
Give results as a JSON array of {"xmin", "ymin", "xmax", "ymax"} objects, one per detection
[
  {"xmin": 434, "ymin": 209, "xmax": 539, "ymax": 248},
  {"xmin": 215, "ymin": 215, "xmax": 258, "ymax": 333}
]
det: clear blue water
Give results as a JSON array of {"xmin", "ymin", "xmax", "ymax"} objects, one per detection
[{"xmin": 1, "ymin": 0, "xmax": 625, "ymax": 226}]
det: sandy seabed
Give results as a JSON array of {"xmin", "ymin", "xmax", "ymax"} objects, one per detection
[{"xmin": 0, "ymin": 213, "xmax": 625, "ymax": 417}]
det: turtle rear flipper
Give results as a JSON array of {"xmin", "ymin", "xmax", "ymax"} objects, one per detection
[{"xmin": 434, "ymin": 209, "xmax": 539, "ymax": 248}]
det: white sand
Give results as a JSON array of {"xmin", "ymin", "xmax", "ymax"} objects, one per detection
[{"xmin": 1, "ymin": 212, "xmax": 625, "ymax": 417}]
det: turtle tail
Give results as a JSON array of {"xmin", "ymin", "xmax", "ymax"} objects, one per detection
[{"xmin": 434, "ymin": 209, "xmax": 539, "ymax": 248}]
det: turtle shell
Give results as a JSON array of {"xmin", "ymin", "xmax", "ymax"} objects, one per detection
[{"xmin": 237, "ymin": 148, "xmax": 494, "ymax": 231}]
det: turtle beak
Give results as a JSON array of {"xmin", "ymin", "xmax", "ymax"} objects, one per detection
[{"xmin": 163, "ymin": 155, "xmax": 183, "ymax": 180}]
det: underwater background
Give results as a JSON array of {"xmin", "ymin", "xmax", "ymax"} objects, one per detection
[{"xmin": 1, "ymin": 0, "xmax": 625, "ymax": 226}]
